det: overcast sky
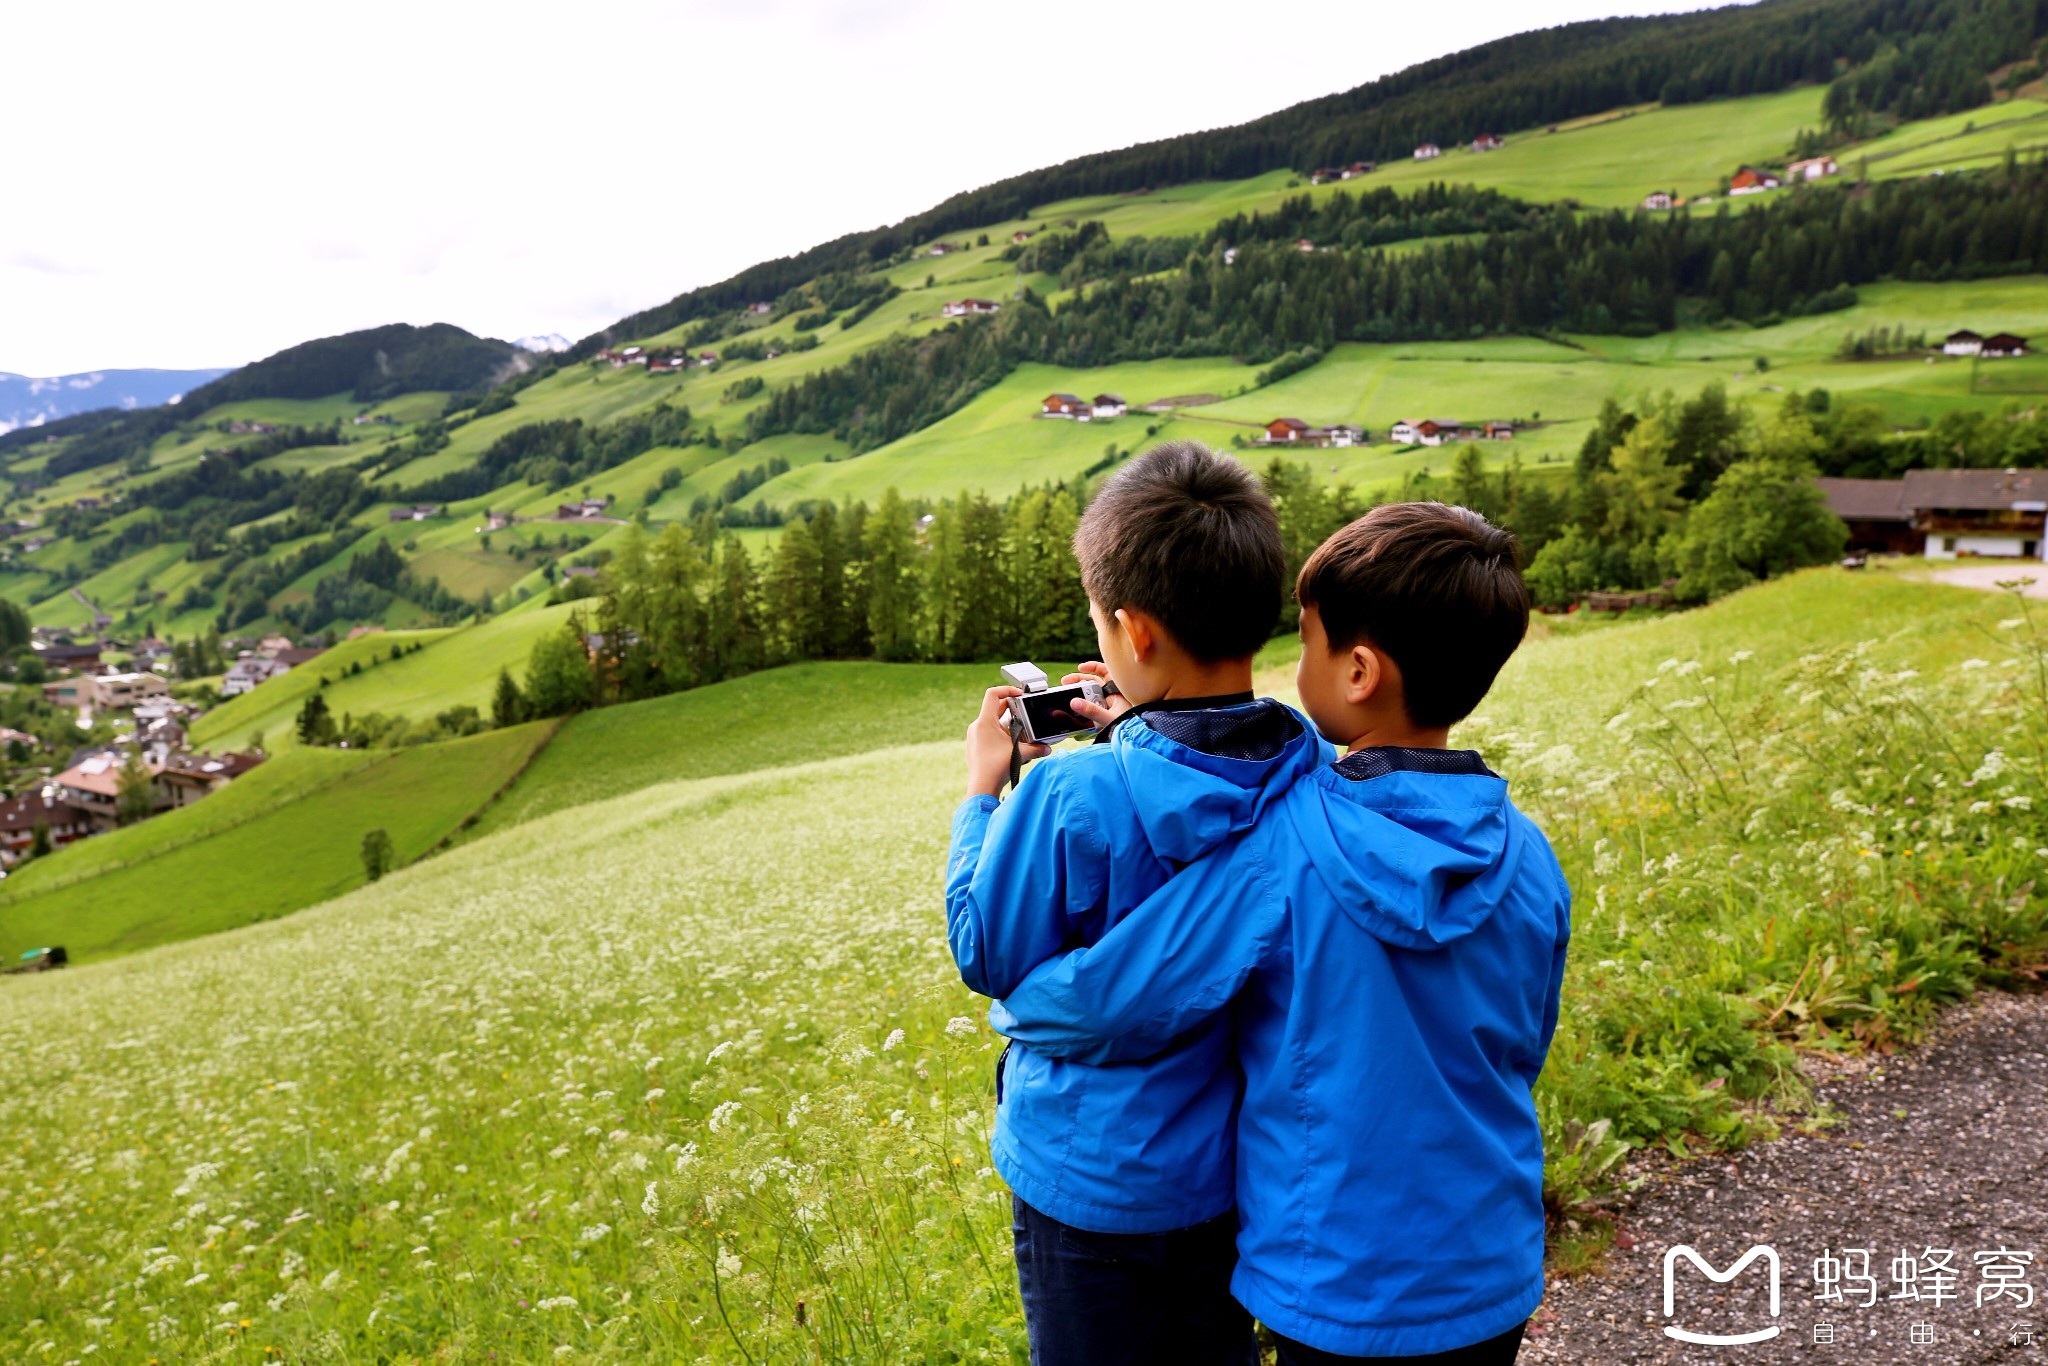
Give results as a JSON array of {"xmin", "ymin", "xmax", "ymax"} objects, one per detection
[{"xmin": 2, "ymin": 0, "xmax": 1722, "ymax": 377}]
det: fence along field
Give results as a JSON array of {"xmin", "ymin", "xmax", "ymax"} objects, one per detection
[{"xmin": 4, "ymin": 567, "xmax": 2047, "ymax": 1361}]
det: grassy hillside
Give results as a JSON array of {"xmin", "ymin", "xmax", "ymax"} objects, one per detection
[
  {"xmin": 186, "ymin": 627, "xmax": 454, "ymax": 750},
  {"xmin": 4, "ymin": 571, "xmax": 2044, "ymax": 1361},
  {"xmin": 466, "ymin": 659, "xmax": 1003, "ymax": 837},
  {"xmin": 0, "ymin": 721, "xmax": 553, "ymax": 963},
  {"xmin": 0, "ymin": 746, "xmax": 380, "ymax": 903}
]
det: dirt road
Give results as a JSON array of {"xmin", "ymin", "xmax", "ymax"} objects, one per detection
[{"xmin": 1524, "ymin": 990, "xmax": 2048, "ymax": 1363}]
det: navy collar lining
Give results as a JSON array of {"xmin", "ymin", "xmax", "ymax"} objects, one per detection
[{"xmin": 1332, "ymin": 746, "xmax": 1497, "ymax": 782}]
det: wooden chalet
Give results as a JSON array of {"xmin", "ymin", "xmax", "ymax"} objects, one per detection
[{"xmin": 1818, "ymin": 469, "xmax": 2048, "ymax": 558}]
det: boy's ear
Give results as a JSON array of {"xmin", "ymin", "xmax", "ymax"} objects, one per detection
[
  {"xmin": 1114, "ymin": 607, "xmax": 1158, "ymax": 661},
  {"xmin": 1344, "ymin": 643, "xmax": 1383, "ymax": 706}
]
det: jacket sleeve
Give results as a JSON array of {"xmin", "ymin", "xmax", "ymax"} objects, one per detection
[
  {"xmin": 991, "ymin": 840, "xmax": 1276, "ymax": 1064},
  {"xmin": 943, "ymin": 758, "xmax": 1110, "ymax": 999},
  {"xmin": 1523, "ymin": 876, "xmax": 1572, "ymax": 1084}
]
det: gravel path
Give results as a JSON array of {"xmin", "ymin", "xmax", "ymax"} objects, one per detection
[
  {"xmin": 1524, "ymin": 989, "xmax": 2048, "ymax": 1363},
  {"xmin": 1924, "ymin": 564, "xmax": 2048, "ymax": 598}
]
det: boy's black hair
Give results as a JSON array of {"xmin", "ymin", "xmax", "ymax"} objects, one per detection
[
  {"xmin": 1073, "ymin": 441, "xmax": 1284, "ymax": 662},
  {"xmin": 1297, "ymin": 502, "xmax": 1528, "ymax": 728}
]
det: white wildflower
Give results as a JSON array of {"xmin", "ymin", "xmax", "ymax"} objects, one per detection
[
  {"xmin": 944, "ymin": 1017, "xmax": 977, "ymax": 1037},
  {"xmin": 707, "ymin": 1100, "xmax": 743, "ymax": 1132},
  {"xmin": 642, "ymin": 1182, "xmax": 660, "ymax": 1218},
  {"xmin": 535, "ymin": 1296, "xmax": 577, "ymax": 1311},
  {"xmin": 882, "ymin": 1028, "xmax": 906, "ymax": 1051},
  {"xmin": 716, "ymin": 1246, "xmax": 743, "ymax": 1279}
]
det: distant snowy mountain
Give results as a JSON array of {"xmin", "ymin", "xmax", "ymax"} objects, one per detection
[
  {"xmin": 0, "ymin": 366, "xmax": 231, "ymax": 435},
  {"xmin": 513, "ymin": 334, "xmax": 571, "ymax": 353}
]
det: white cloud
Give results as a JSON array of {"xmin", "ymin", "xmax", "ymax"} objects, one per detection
[{"xmin": 0, "ymin": 0, "xmax": 1718, "ymax": 375}]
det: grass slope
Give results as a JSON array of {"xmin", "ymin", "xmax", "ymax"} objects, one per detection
[
  {"xmin": 466, "ymin": 659, "xmax": 1000, "ymax": 838},
  {"xmin": 0, "ymin": 722, "xmax": 553, "ymax": 963},
  {"xmin": 187, "ymin": 628, "xmax": 454, "ymax": 751},
  {"xmin": 0, "ymin": 747, "xmax": 380, "ymax": 903}
]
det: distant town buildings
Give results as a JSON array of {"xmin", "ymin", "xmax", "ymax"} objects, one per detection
[
  {"xmin": 1785, "ymin": 155, "xmax": 1838, "ymax": 181},
  {"xmin": 941, "ymin": 299, "xmax": 1002, "ymax": 317},
  {"xmin": 1413, "ymin": 143, "xmax": 1441, "ymax": 160},
  {"xmin": 1729, "ymin": 166, "xmax": 1781, "ymax": 195},
  {"xmin": 1471, "ymin": 133, "xmax": 1504, "ymax": 152},
  {"xmin": 1642, "ymin": 190, "xmax": 1676, "ymax": 211},
  {"xmin": 389, "ymin": 504, "xmax": 444, "ymax": 522},
  {"xmin": 221, "ymin": 656, "xmax": 291, "ymax": 697}
]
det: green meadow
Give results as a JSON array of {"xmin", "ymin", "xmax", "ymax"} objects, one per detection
[
  {"xmin": 187, "ymin": 628, "xmax": 455, "ymax": 751},
  {"xmin": 0, "ymin": 722, "xmax": 552, "ymax": 963},
  {"xmin": 465, "ymin": 659, "xmax": 1001, "ymax": 838}
]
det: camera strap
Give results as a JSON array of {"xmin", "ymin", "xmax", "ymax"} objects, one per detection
[{"xmin": 1007, "ymin": 731, "xmax": 1023, "ymax": 795}]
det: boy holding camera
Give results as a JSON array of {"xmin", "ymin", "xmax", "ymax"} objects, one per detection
[
  {"xmin": 945, "ymin": 441, "xmax": 1331, "ymax": 1365},
  {"xmin": 991, "ymin": 502, "xmax": 1571, "ymax": 1364}
]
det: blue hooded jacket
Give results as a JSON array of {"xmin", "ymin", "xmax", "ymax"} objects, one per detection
[
  {"xmin": 991, "ymin": 748, "xmax": 1571, "ymax": 1355},
  {"xmin": 945, "ymin": 700, "xmax": 1330, "ymax": 1234}
]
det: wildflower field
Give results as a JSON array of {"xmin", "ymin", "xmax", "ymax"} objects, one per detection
[{"xmin": 3, "ymin": 567, "xmax": 2047, "ymax": 1361}]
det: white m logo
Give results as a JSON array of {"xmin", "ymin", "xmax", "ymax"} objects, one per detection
[{"xmin": 1662, "ymin": 1244, "xmax": 1783, "ymax": 1345}]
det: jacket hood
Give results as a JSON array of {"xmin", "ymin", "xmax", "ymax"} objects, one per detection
[
  {"xmin": 1284, "ymin": 751, "xmax": 1513, "ymax": 950},
  {"xmin": 1110, "ymin": 702, "xmax": 1327, "ymax": 865}
]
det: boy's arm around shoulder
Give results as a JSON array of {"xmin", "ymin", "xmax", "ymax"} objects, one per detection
[
  {"xmin": 944, "ymin": 752, "xmax": 1112, "ymax": 999},
  {"xmin": 1521, "ymin": 832, "xmax": 1574, "ymax": 1085},
  {"xmin": 992, "ymin": 830, "xmax": 1279, "ymax": 1064}
]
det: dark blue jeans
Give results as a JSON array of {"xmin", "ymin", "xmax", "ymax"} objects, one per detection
[
  {"xmin": 1012, "ymin": 1195, "xmax": 1257, "ymax": 1366},
  {"xmin": 1272, "ymin": 1322, "xmax": 1526, "ymax": 1364}
]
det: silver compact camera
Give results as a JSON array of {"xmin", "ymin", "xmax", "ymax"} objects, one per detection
[{"xmin": 1000, "ymin": 662, "xmax": 1109, "ymax": 744}]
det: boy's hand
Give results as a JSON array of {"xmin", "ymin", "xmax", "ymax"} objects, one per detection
[
  {"xmin": 1061, "ymin": 661, "xmax": 1129, "ymax": 729},
  {"xmin": 967, "ymin": 686, "xmax": 1049, "ymax": 799}
]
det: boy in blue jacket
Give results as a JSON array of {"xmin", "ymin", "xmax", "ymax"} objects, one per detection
[
  {"xmin": 991, "ymin": 503, "xmax": 1570, "ymax": 1364},
  {"xmin": 945, "ymin": 441, "xmax": 1332, "ymax": 1365}
]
